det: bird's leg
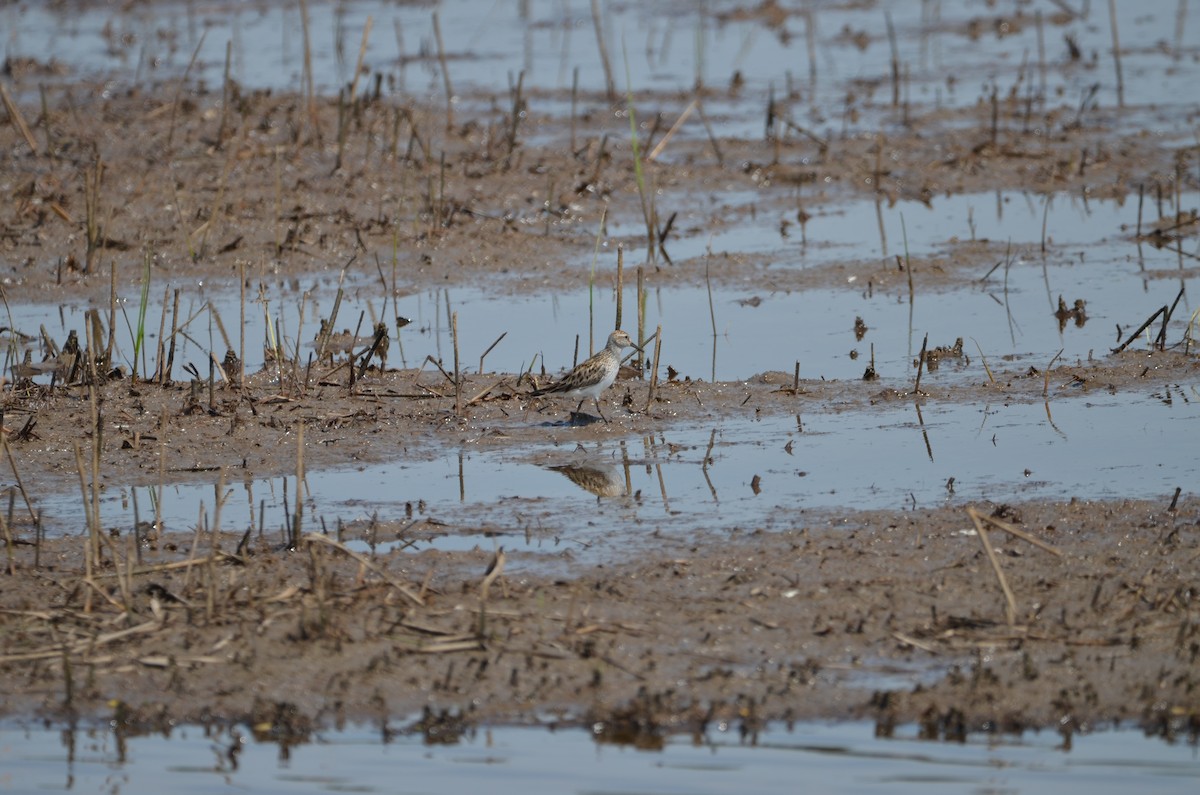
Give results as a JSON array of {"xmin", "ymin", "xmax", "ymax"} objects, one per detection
[{"xmin": 594, "ymin": 397, "xmax": 609, "ymax": 424}]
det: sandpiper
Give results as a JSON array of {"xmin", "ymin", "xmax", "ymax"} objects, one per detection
[{"xmin": 531, "ymin": 330, "xmax": 639, "ymax": 422}]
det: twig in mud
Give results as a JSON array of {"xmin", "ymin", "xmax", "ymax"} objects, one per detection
[
  {"xmin": 974, "ymin": 511, "xmax": 1064, "ymax": 558},
  {"xmin": 967, "ymin": 506, "xmax": 1018, "ymax": 627}
]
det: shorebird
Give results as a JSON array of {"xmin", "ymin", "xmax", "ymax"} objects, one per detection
[{"xmin": 531, "ymin": 330, "xmax": 639, "ymax": 422}]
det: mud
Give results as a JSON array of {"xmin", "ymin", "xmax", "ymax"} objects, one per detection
[{"xmin": 1, "ymin": 12, "xmax": 1199, "ymax": 744}]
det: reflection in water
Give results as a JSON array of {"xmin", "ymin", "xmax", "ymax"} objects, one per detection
[
  {"xmin": 4, "ymin": 719, "xmax": 1197, "ymax": 794},
  {"xmin": 546, "ymin": 463, "xmax": 628, "ymax": 498}
]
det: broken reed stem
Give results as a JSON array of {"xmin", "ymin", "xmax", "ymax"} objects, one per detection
[
  {"xmin": 914, "ymin": 333, "xmax": 928, "ymax": 394},
  {"xmin": 293, "ymin": 421, "xmax": 304, "ymax": 546},
  {"xmin": 165, "ymin": 30, "xmax": 207, "ymax": 153},
  {"xmin": 299, "ymin": 0, "xmax": 320, "ymax": 143},
  {"xmin": 885, "ymin": 10, "xmax": 900, "ymax": 107},
  {"xmin": 636, "ymin": 266, "xmax": 645, "ymax": 376},
  {"xmin": 349, "ymin": 15, "xmax": 374, "ymax": 104},
  {"xmin": 705, "ymin": 248, "xmax": 717, "ymax": 338},
  {"xmin": 1, "ymin": 435, "xmax": 39, "ymax": 525},
  {"xmin": 0, "ymin": 82, "xmax": 38, "ymax": 154},
  {"xmin": 1113, "ymin": 306, "xmax": 1167, "ymax": 353},
  {"xmin": 967, "ymin": 507, "xmax": 1018, "ymax": 627},
  {"xmin": 590, "ymin": 0, "xmax": 617, "ymax": 101},
  {"xmin": 644, "ymin": 324, "xmax": 662, "ymax": 412},
  {"xmin": 1043, "ymin": 348, "xmax": 1063, "ymax": 397},
  {"xmin": 153, "ymin": 285, "xmax": 169, "ymax": 383},
  {"xmin": 72, "ymin": 442, "xmax": 98, "ymax": 578},
  {"xmin": 156, "ymin": 407, "xmax": 167, "ymax": 540},
  {"xmin": 452, "ymin": 311, "xmax": 461, "ymax": 415},
  {"xmin": 702, "ymin": 428, "xmax": 716, "ymax": 472},
  {"xmin": 971, "ymin": 338, "xmax": 997, "ymax": 387},
  {"xmin": 615, "ymin": 245, "xmax": 624, "ymax": 331},
  {"xmin": 478, "ymin": 331, "xmax": 506, "ymax": 375},
  {"xmin": 164, "ymin": 288, "xmax": 180, "ymax": 385},
  {"xmin": 106, "ymin": 262, "xmax": 117, "ymax": 367},
  {"xmin": 0, "ymin": 509, "xmax": 12, "ymax": 576},
  {"xmin": 432, "ymin": 11, "xmax": 455, "ymax": 129},
  {"xmin": 1155, "ymin": 285, "xmax": 1187, "ymax": 349},
  {"xmin": 238, "ymin": 261, "xmax": 246, "ymax": 386},
  {"xmin": 570, "ymin": 66, "xmax": 579, "ymax": 153},
  {"xmin": 1040, "ymin": 193, "xmax": 1052, "ymax": 254},
  {"xmin": 1107, "ymin": 0, "xmax": 1125, "ymax": 108}
]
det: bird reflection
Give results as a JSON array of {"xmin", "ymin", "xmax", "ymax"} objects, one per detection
[{"xmin": 546, "ymin": 463, "xmax": 628, "ymax": 498}]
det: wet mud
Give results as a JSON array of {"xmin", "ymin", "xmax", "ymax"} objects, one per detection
[{"xmin": 1, "ymin": 2, "xmax": 1198, "ymax": 745}]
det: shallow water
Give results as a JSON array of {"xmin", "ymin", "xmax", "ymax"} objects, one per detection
[
  {"xmin": 1, "ymin": 719, "xmax": 1196, "ymax": 794},
  {"xmin": 5, "ymin": 0, "xmax": 1197, "ymax": 139},
  {"xmin": 14, "ymin": 188, "xmax": 1196, "ymax": 388},
  {"xmin": 31, "ymin": 391, "xmax": 1197, "ymax": 562}
]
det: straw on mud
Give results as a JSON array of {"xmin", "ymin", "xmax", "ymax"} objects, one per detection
[
  {"xmin": 976, "ymin": 511, "xmax": 1064, "ymax": 558},
  {"xmin": 1107, "ymin": 0, "xmax": 1125, "ymax": 108},
  {"xmin": 432, "ymin": 11, "xmax": 455, "ymax": 129},
  {"xmin": 590, "ymin": 0, "xmax": 617, "ymax": 101},
  {"xmin": 304, "ymin": 532, "xmax": 425, "ymax": 605},
  {"xmin": 0, "ymin": 82, "xmax": 38, "ymax": 155},
  {"xmin": 967, "ymin": 506, "xmax": 1018, "ymax": 626}
]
